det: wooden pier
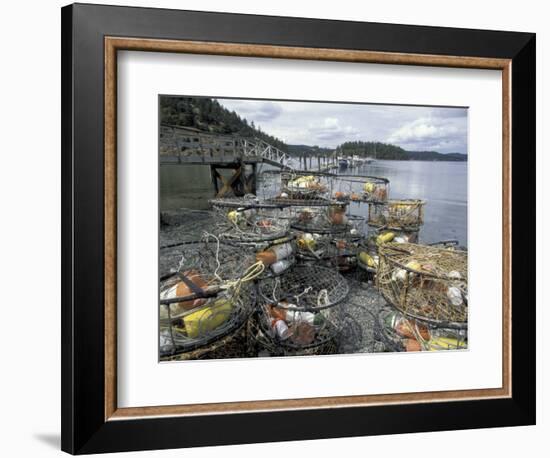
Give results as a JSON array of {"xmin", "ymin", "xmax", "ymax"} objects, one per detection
[
  {"xmin": 160, "ymin": 124, "xmax": 340, "ymax": 198},
  {"xmin": 160, "ymin": 124, "xmax": 293, "ymax": 197}
]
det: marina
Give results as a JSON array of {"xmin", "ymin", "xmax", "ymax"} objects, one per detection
[{"xmin": 159, "ymin": 128, "xmax": 468, "ymax": 361}]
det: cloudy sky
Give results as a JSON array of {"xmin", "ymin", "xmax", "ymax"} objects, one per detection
[{"xmin": 217, "ymin": 98, "xmax": 468, "ymax": 154}]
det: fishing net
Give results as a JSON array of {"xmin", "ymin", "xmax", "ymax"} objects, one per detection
[
  {"xmin": 334, "ymin": 175, "xmax": 390, "ymax": 203},
  {"xmin": 368, "ymin": 199, "xmax": 426, "ymax": 230},
  {"xmin": 377, "ymin": 243, "xmax": 468, "ymax": 328}
]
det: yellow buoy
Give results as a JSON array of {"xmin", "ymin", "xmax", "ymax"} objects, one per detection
[
  {"xmin": 363, "ymin": 182, "xmax": 375, "ymax": 193},
  {"xmin": 359, "ymin": 251, "xmax": 375, "ymax": 267},
  {"xmin": 376, "ymin": 232, "xmax": 395, "ymax": 244},
  {"xmin": 183, "ymin": 298, "xmax": 233, "ymax": 338}
]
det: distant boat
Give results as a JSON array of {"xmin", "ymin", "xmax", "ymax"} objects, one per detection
[
  {"xmin": 338, "ymin": 158, "xmax": 348, "ymax": 169},
  {"xmin": 365, "ymin": 157, "xmax": 374, "ymax": 164}
]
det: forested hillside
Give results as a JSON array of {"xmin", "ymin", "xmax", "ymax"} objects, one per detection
[
  {"xmin": 160, "ymin": 97, "xmax": 466, "ymax": 161},
  {"xmin": 337, "ymin": 141, "xmax": 466, "ymax": 161},
  {"xmin": 160, "ymin": 96, "xmax": 287, "ymax": 151}
]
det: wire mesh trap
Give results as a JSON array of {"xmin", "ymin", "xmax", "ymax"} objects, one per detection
[
  {"xmin": 159, "ymin": 278, "xmax": 257, "ymax": 358},
  {"xmin": 334, "ymin": 175, "xmax": 390, "ymax": 203},
  {"xmin": 258, "ymin": 264, "xmax": 349, "ymax": 312},
  {"xmin": 294, "ymin": 232, "xmax": 362, "ymax": 272},
  {"xmin": 357, "ymin": 226, "xmax": 421, "ymax": 272},
  {"xmin": 264, "ymin": 195, "xmax": 339, "ymax": 207},
  {"xmin": 249, "ymin": 304, "xmax": 345, "ymax": 354},
  {"xmin": 161, "ymin": 315, "xmax": 252, "ymax": 361},
  {"xmin": 335, "ymin": 281, "xmax": 382, "ymax": 354},
  {"xmin": 375, "ymin": 307, "xmax": 468, "ymax": 352},
  {"xmin": 281, "ymin": 170, "xmax": 332, "ymax": 198},
  {"xmin": 254, "ymin": 235, "xmax": 297, "ymax": 278},
  {"xmin": 252, "ymin": 264, "xmax": 351, "ymax": 353},
  {"xmin": 377, "ymin": 243, "xmax": 468, "ymax": 328},
  {"xmin": 211, "ymin": 207, "xmax": 291, "ymax": 243},
  {"xmin": 428, "ymin": 239, "xmax": 465, "ymax": 250},
  {"xmin": 160, "ymin": 209, "xmax": 218, "ymax": 246},
  {"xmin": 208, "ymin": 195, "xmax": 290, "ymax": 211},
  {"xmin": 368, "ymin": 199, "xmax": 426, "ymax": 230},
  {"xmin": 290, "ymin": 204, "xmax": 353, "ymax": 235},
  {"xmin": 259, "ymin": 170, "xmax": 338, "ymax": 205},
  {"xmin": 160, "ymin": 237, "xmax": 259, "ymax": 286},
  {"xmin": 357, "ymin": 243, "xmax": 380, "ymax": 274}
]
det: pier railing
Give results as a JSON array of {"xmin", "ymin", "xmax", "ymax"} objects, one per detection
[{"xmin": 160, "ymin": 124, "xmax": 290, "ymax": 168}]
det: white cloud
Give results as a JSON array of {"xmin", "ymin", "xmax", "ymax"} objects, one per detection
[
  {"xmin": 387, "ymin": 116, "xmax": 466, "ymax": 153},
  {"xmin": 218, "ymin": 99, "xmax": 282, "ymax": 122},
  {"xmin": 217, "ymin": 98, "xmax": 467, "ymax": 153}
]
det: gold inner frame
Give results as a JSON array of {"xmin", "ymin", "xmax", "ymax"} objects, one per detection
[{"xmin": 104, "ymin": 37, "xmax": 512, "ymax": 421}]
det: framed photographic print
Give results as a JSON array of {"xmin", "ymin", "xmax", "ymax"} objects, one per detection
[{"xmin": 61, "ymin": 3, "xmax": 536, "ymax": 454}]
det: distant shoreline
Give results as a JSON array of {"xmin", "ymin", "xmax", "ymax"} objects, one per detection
[{"xmin": 288, "ymin": 156, "xmax": 467, "ymax": 163}]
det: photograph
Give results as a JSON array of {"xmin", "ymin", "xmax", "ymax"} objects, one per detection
[
  {"xmin": 55, "ymin": 2, "xmax": 537, "ymax": 454},
  {"xmin": 158, "ymin": 96, "xmax": 469, "ymax": 361}
]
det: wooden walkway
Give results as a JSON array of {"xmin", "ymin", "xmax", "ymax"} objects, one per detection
[
  {"xmin": 160, "ymin": 124, "xmax": 294, "ymax": 197},
  {"xmin": 160, "ymin": 124, "xmax": 291, "ymax": 169}
]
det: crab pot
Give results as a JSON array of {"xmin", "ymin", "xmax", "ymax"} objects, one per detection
[
  {"xmin": 281, "ymin": 171, "xmax": 333, "ymax": 200},
  {"xmin": 368, "ymin": 199, "xmax": 425, "ymax": 229},
  {"xmin": 357, "ymin": 226, "xmax": 419, "ymax": 275},
  {"xmin": 377, "ymin": 242, "xmax": 468, "ymax": 329},
  {"xmin": 159, "ymin": 282, "xmax": 256, "ymax": 359},
  {"xmin": 338, "ymin": 176, "xmax": 390, "ymax": 203},
  {"xmin": 209, "ymin": 195, "xmax": 262, "ymax": 210},
  {"xmin": 357, "ymin": 242, "xmax": 380, "ymax": 274},
  {"xmin": 367, "ymin": 225, "xmax": 420, "ymax": 249},
  {"xmin": 429, "ymin": 239, "xmax": 463, "ymax": 250},
  {"xmin": 376, "ymin": 308, "xmax": 468, "ymax": 353},
  {"xmin": 255, "ymin": 235, "xmax": 297, "ymax": 279},
  {"xmin": 290, "ymin": 204, "xmax": 353, "ymax": 235},
  {"xmin": 160, "ymin": 239, "xmax": 257, "ymax": 286},
  {"xmin": 252, "ymin": 264, "xmax": 349, "ymax": 354},
  {"xmin": 294, "ymin": 233, "xmax": 358, "ymax": 272},
  {"xmin": 346, "ymin": 214, "xmax": 366, "ymax": 237},
  {"xmin": 161, "ymin": 318, "xmax": 252, "ymax": 361},
  {"xmin": 248, "ymin": 310, "xmax": 343, "ymax": 356},
  {"xmin": 210, "ymin": 206, "xmax": 296, "ymax": 278},
  {"xmin": 213, "ymin": 206, "xmax": 291, "ymax": 243}
]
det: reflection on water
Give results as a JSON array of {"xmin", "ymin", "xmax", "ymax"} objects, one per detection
[
  {"xmin": 344, "ymin": 160, "xmax": 467, "ymax": 247},
  {"xmin": 160, "ymin": 159, "xmax": 467, "ymax": 247}
]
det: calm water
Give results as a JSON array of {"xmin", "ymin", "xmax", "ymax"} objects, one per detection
[
  {"xmin": 160, "ymin": 160, "xmax": 468, "ymax": 247},
  {"xmin": 343, "ymin": 160, "xmax": 467, "ymax": 247}
]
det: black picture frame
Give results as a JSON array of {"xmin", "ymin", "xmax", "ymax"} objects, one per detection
[{"xmin": 61, "ymin": 3, "xmax": 535, "ymax": 454}]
